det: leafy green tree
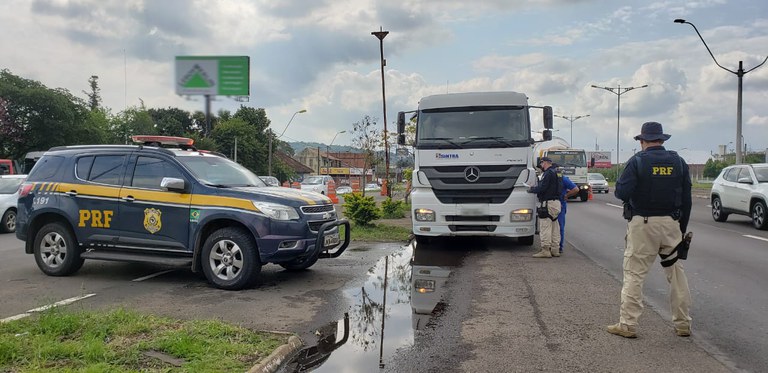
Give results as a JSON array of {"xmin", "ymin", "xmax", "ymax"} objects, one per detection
[
  {"xmin": 109, "ymin": 106, "xmax": 156, "ymax": 144},
  {"xmin": 351, "ymin": 115, "xmax": 382, "ymax": 196},
  {"xmin": 211, "ymin": 117, "xmax": 264, "ymax": 173},
  {"xmin": 83, "ymin": 75, "xmax": 101, "ymax": 111},
  {"xmin": 149, "ymin": 107, "xmax": 193, "ymax": 136}
]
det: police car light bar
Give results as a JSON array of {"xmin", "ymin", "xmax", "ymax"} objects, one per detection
[{"xmin": 131, "ymin": 135, "xmax": 194, "ymax": 146}]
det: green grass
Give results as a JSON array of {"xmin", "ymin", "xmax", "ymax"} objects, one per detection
[
  {"xmin": 340, "ymin": 221, "xmax": 412, "ymax": 242},
  {"xmin": 0, "ymin": 307, "xmax": 286, "ymax": 372}
]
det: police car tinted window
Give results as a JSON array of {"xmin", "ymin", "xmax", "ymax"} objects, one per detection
[
  {"xmin": 28, "ymin": 155, "xmax": 64, "ymax": 181},
  {"xmin": 88, "ymin": 155, "xmax": 125, "ymax": 185},
  {"xmin": 76, "ymin": 156, "xmax": 95, "ymax": 180},
  {"xmin": 131, "ymin": 156, "xmax": 184, "ymax": 189}
]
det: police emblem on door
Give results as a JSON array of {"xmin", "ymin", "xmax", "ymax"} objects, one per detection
[{"xmin": 144, "ymin": 208, "xmax": 162, "ymax": 234}]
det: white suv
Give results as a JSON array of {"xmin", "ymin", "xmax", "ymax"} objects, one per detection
[{"xmin": 710, "ymin": 163, "xmax": 768, "ymax": 230}]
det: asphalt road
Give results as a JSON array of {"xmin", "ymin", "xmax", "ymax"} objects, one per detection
[{"xmin": 566, "ymin": 192, "xmax": 768, "ymax": 373}]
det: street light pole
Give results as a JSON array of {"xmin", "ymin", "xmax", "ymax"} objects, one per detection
[
  {"xmin": 372, "ymin": 27, "xmax": 391, "ymax": 198},
  {"xmin": 553, "ymin": 114, "xmax": 590, "ymax": 146},
  {"xmin": 326, "ymin": 130, "xmax": 347, "ymax": 170},
  {"xmin": 674, "ymin": 19, "xmax": 768, "ymax": 165},
  {"xmin": 269, "ymin": 109, "xmax": 306, "ymax": 176},
  {"xmin": 591, "ymin": 84, "xmax": 648, "ymax": 180}
]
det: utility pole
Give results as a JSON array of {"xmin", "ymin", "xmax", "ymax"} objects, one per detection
[
  {"xmin": 554, "ymin": 114, "xmax": 590, "ymax": 146},
  {"xmin": 372, "ymin": 27, "xmax": 391, "ymax": 197}
]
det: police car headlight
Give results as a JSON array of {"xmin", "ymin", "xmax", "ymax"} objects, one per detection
[{"xmin": 252, "ymin": 202, "xmax": 300, "ymax": 221}]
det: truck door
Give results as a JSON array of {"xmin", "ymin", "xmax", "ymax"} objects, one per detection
[{"xmin": 117, "ymin": 155, "xmax": 192, "ymax": 252}]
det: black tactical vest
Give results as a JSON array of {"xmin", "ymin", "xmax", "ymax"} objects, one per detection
[{"xmin": 631, "ymin": 149, "xmax": 683, "ymax": 216}]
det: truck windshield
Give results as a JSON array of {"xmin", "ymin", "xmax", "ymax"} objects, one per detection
[
  {"xmin": 177, "ymin": 155, "xmax": 266, "ymax": 187},
  {"xmin": 417, "ymin": 106, "xmax": 530, "ymax": 149},
  {"xmin": 547, "ymin": 151, "xmax": 587, "ymax": 167}
]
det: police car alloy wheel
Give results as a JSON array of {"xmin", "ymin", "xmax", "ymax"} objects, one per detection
[
  {"xmin": 201, "ymin": 227, "xmax": 261, "ymax": 290},
  {"xmin": 33, "ymin": 222, "xmax": 85, "ymax": 276},
  {"xmin": 1, "ymin": 209, "xmax": 15, "ymax": 233}
]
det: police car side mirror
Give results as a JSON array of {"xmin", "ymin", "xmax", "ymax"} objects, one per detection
[{"xmin": 161, "ymin": 177, "xmax": 186, "ymax": 192}]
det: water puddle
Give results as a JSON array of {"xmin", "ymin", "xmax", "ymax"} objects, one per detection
[{"xmin": 281, "ymin": 241, "xmax": 466, "ymax": 372}]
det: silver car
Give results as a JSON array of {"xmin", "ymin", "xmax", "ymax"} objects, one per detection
[
  {"xmin": 587, "ymin": 173, "xmax": 609, "ymax": 193},
  {"xmin": 710, "ymin": 163, "xmax": 768, "ymax": 230},
  {"xmin": 0, "ymin": 174, "xmax": 26, "ymax": 233}
]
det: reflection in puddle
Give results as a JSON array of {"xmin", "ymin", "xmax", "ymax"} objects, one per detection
[{"xmin": 282, "ymin": 242, "xmax": 466, "ymax": 372}]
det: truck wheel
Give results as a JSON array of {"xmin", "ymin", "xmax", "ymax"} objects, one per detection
[
  {"xmin": 518, "ymin": 235, "xmax": 534, "ymax": 246},
  {"xmin": 711, "ymin": 196, "xmax": 729, "ymax": 222},
  {"xmin": 1, "ymin": 209, "xmax": 16, "ymax": 233},
  {"xmin": 201, "ymin": 227, "xmax": 261, "ymax": 290},
  {"xmin": 752, "ymin": 201, "xmax": 767, "ymax": 230},
  {"xmin": 279, "ymin": 250, "xmax": 319, "ymax": 271},
  {"xmin": 33, "ymin": 222, "xmax": 84, "ymax": 276}
]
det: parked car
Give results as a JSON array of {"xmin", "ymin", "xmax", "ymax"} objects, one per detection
[
  {"xmin": 364, "ymin": 183, "xmax": 381, "ymax": 192},
  {"xmin": 587, "ymin": 173, "xmax": 609, "ymax": 193},
  {"xmin": 335, "ymin": 185, "xmax": 353, "ymax": 195},
  {"xmin": 301, "ymin": 175, "xmax": 334, "ymax": 195},
  {"xmin": 259, "ymin": 175, "xmax": 280, "ymax": 187},
  {"xmin": 0, "ymin": 174, "xmax": 27, "ymax": 233},
  {"xmin": 710, "ymin": 163, "xmax": 768, "ymax": 230}
]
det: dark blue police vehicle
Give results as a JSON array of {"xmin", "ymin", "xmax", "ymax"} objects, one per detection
[{"xmin": 16, "ymin": 136, "xmax": 349, "ymax": 290}]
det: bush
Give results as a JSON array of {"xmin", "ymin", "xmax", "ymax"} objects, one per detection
[
  {"xmin": 342, "ymin": 192, "xmax": 380, "ymax": 226},
  {"xmin": 380, "ymin": 198, "xmax": 406, "ymax": 219}
]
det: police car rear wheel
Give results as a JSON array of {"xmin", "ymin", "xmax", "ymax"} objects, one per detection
[
  {"xmin": 752, "ymin": 201, "xmax": 767, "ymax": 230},
  {"xmin": 712, "ymin": 196, "xmax": 728, "ymax": 222},
  {"xmin": 33, "ymin": 222, "xmax": 84, "ymax": 276},
  {"xmin": 202, "ymin": 227, "xmax": 261, "ymax": 290}
]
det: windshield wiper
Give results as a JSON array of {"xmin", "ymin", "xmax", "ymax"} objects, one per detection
[
  {"xmin": 460, "ymin": 136, "xmax": 519, "ymax": 146},
  {"xmin": 420, "ymin": 137, "xmax": 461, "ymax": 148},
  {"xmin": 203, "ymin": 182, "xmax": 232, "ymax": 188}
]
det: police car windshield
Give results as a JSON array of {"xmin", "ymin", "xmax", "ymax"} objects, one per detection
[{"xmin": 177, "ymin": 155, "xmax": 266, "ymax": 187}]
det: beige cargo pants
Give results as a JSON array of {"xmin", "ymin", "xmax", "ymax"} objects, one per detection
[
  {"xmin": 539, "ymin": 200, "xmax": 561, "ymax": 251},
  {"xmin": 620, "ymin": 216, "xmax": 692, "ymax": 330}
]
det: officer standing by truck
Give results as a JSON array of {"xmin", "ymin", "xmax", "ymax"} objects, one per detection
[
  {"xmin": 607, "ymin": 121, "xmax": 692, "ymax": 338},
  {"xmin": 528, "ymin": 157, "xmax": 563, "ymax": 258}
]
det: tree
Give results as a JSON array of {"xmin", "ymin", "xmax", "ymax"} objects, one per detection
[
  {"xmin": 149, "ymin": 107, "xmax": 193, "ymax": 136},
  {"xmin": 350, "ymin": 115, "xmax": 382, "ymax": 196},
  {"xmin": 109, "ymin": 106, "xmax": 156, "ymax": 144},
  {"xmin": 210, "ymin": 117, "xmax": 265, "ymax": 173},
  {"xmin": 83, "ymin": 75, "xmax": 101, "ymax": 111}
]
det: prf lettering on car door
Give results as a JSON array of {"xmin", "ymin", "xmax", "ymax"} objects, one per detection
[{"xmin": 79, "ymin": 210, "xmax": 114, "ymax": 228}]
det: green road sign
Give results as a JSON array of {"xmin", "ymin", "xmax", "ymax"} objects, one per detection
[{"xmin": 175, "ymin": 56, "xmax": 249, "ymax": 96}]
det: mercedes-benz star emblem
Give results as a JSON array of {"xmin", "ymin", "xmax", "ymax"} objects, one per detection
[{"xmin": 464, "ymin": 166, "xmax": 480, "ymax": 183}]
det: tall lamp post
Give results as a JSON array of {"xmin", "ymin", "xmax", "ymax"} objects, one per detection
[
  {"xmin": 590, "ymin": 84, "xmax": 648, "ymax": 180},
  {"xmin": 269, "ymin": 109, "xmax": 306, "ymax": 176},
  {"xmin": 372, "ymin": 27, "xmax": 391, "ymax": 197},
  {"xmin": 553, "ymin": 114, "xmax": 590, "ymax": 146},
  {"xmin": 674, "ymin": 19, "xmax": 768, "ymax": 165},
  {"xmin": 326, "ymin": 130, "xmax": 346, "ymax": 169}
]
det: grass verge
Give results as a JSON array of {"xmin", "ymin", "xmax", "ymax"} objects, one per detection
[
  {"xmin": 341, "ymin": 221, "xmax": 412, "ymax": 242},
  {"xmin": 0, "ymin": 307, "xmax": 286, "ymax": 372}
]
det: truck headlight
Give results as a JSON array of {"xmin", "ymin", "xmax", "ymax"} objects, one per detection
[
  {"xmin": 414, "ymin": 208, "xmax": 435, "ymax": 222},
  {"xmin": 510, "ymin": 208, "xmax": 533, "ymax": 222},
  {"xmin": 414, "ymin": 279, "xmax": 435, "ymax": 293},
  {"xmin": 252, "ymin": 202, "xmax": 300, "ymax": 221}
]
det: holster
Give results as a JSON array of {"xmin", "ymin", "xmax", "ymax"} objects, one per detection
[
  {"xmin": 622, "ymin": 203, "xmax": 633, "ymax": 221},
  {"xmin": 537, "ymin": 201, "xmax": 549, "ymax": 219},
  {"xmin": 659, "ymin": 232, "xmax": 693, "ymax": 267}
]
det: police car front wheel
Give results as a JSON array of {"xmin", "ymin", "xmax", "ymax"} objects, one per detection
[
  {"xmin": 33, "ymin": 222, "xmax": 84, "ymax": 276},
  {"xmin": 201, "ymin": 227, "xmax": 261, "ymax": 290}
]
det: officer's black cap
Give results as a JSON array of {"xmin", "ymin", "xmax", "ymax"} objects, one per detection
[
  {"xmin": 540, "ymin": 157, "xmax": 552, "ymax": 163},
  {"xmin": 634, "ymin": 121, "xmax": 671, "ymax": 141}
]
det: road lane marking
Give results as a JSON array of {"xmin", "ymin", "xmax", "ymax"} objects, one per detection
[
  {"xmin": 132, "ymin": 269, "xmax": 175, "ymax": 282},
  {"xmin": 2, "ymin": 294, "xmax": 96, "ymax": 323},
  {"xmin": 744, "ymin": 235, "xmax": 768, "ymax": 243},
  {"xmin": 606, "ymin": 203, "xmax": 623, "ymax": 209}
]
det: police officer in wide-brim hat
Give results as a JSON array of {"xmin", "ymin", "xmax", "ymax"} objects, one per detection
[{"xmin": 608, "ymin": 121, "xmax": 693, "ymax": 339}]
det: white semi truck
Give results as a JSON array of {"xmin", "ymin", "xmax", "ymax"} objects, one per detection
[
  {"xmin": 396, "ymin": 91, "xmax": 554, "ymax": 245},
  {"xmin": 535, "ymin": 137, "xmax": 591, "ymax": 201}
]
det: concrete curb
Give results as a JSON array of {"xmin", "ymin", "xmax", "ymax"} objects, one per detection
[{"xmin": 248, "ymin": 335, "xmax": 303, "ymax": 373}]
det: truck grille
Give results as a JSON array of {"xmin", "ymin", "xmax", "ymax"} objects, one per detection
[
  {"xmin": 449, "ymin": 225, "xmax": 497, "ymax": 232},
  {"xmin": 420, "ymin": 165, "xmax": 526, "ymax": 204},
  {"xmin": 301, "ymin": 205, "xmax": 334, "ymax": 214},
  {"xmin": 445, "ymin": 215, "xmax": 501, "ymax": 222}
]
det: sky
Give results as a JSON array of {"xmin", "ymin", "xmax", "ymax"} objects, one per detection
[{"xmin": 2, "ymin": 0, "xmax": 767, "ymax": 164}]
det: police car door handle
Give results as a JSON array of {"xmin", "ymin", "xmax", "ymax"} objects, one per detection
[
  {"xmin": 65, "ymin": 191, "xmax": 78, "ymax": 197},
  {"xmin": 121, "ymin": 196, "xmax": 135, "ymax": 202}
]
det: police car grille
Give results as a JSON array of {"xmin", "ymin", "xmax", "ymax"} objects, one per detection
[
  {"xmin": 308, "ymin": 220, "xmax": 334, "ymax": 232},
  {"xmin": 301, "ymin": 205, "xmax": 334, "ymax": 214}
]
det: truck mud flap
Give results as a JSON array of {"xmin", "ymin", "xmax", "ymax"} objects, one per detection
[{"xmin": 317, "ymin": 219, "xmax": 351, "ymax": 259}]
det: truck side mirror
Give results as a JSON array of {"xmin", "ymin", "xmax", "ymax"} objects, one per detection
[
  {"xmin": 542, "ymin": 129, "xmax": 552, "ymax": 141},
  {"xmin": 591, "ymin": 157, "xmax": 595, "ymax": 167},
  {"xmin": 397, "ymin": 112, "xmax": 406, "ymax": 146},
  {"xmin": 543, "ymin": 106, "xmax": 553, "ymax": 129}
]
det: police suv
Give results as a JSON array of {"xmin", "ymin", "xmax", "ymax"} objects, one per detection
[{"xmin": 15, "ymin": 136, "xmax": 349, "ymax": 290}]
